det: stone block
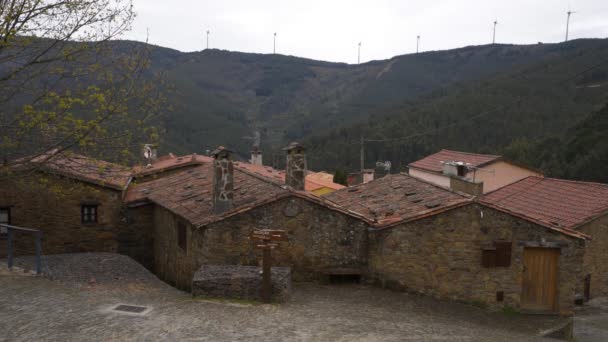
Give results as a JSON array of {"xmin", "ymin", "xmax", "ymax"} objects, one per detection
[{"xmin": 192, "ymin": 265, "xmax": 291, "ymax": 302}]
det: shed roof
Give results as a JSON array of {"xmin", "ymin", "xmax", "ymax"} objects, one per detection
[
  {"xmin": 19, "ymin": 150, "xmax": 131, "ymax": 190},
  {"xmin": 408, "ymin": 149, "xmax": 502, "ymax": 173},
  {"xmin": 481, "ymin": 176, "xmax": 608, "ymax": 236},
  {"xmin": 323, "ymin": 173, "xmax": 473, "ymax": 228}
]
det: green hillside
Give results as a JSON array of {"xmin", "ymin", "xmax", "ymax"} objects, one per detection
[
  {"xmin": 140, "ymin": 39, "xmax": 608, "ymax": 167},
  {"xmin": 301, "ymin": 39, "xmax": 608, "ymax": 176}
]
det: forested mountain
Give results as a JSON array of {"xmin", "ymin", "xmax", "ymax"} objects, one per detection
[
  {"xmin": 504, "ymin": 104, "xmax": 608, "ymax": 182},
  {"xmin": 82, "ymin": 39, "xmax": 608, "ymax": 181},
  {"xmin": 136, "ymin": 39, "xmax": 607, "ymax": 168}
]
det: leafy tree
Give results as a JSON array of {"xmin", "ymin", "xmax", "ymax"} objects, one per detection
[
  {"xmin": 0, "ymin": 0, "xmax": 165, "ymax": 180},
  {"xmin": 333, "ymin": 168, "xmax": 348, "ymax": 186}
]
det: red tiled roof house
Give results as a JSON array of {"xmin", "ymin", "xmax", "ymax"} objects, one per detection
[{"xmin": 408, "ymin": 149, "xmax": 542, "ymax": 193}]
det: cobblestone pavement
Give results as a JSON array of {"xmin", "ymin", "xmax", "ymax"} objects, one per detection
[
  {"xmin": 574, "ymin": 297, "xmax": 608, "ymax": 341},
  {"xmin": 0, "ymin": 253, "xmax": 566, "ymax": 342}
]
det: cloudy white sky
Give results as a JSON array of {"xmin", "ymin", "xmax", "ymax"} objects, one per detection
[{"xmin": 126, "ymin": 0, "xmax": 608, "ymax": 63}]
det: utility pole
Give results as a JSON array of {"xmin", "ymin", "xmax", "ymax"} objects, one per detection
[
  {"xmin": 565, "ymin": 10, "xmax": 575, "ymax": 41},
  {"xmin": 360, "ymin": 136, "xmax": 364, "ymax": 175},
  {"xmin": 206, "ymin": 29, "xmax": 210, "ymax": 49},
  {"xmin": 492, "ymin": 20, "xmax": 498, "ymax": 44},
  {"xmin": 273, "ymin": 32, "xmax": 277, "ymax": 54},
  {"xmin": 416, "ymin": 35, "xmax": 420, "ymax": 53},
  {"xmin": 358, "ymin": 42, "xmax": 361, "ymax": 64}
]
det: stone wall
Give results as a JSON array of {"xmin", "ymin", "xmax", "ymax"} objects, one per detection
[
  {"xmin": 578, "ymin": 213, "xmax": 608, "ymax": 298},
  {"xmin": 153, "ymin": 196, "xmax": 368, "ymax": 290},
  {"xmin": 0, "ymin": 173, "xmax": 124, "ymax": 256},
  {"xmin": 153, "ymin": 206, "xmax": 196, "ymax": 290},
  {"xmin": 368, "ymin": 203, "xmax": 585, "ymax": 315},
  {"xmin": 192, "ymin": 265, "xmax": 291, "ymax": 302},
  {"xmin": 117, "ymin": 204, "xmax": 155, "ymax": 270}
]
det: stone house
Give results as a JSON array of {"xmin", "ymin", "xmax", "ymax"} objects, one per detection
[
  {"xmin": 408, "ymin": 149, "xmax": 542, "ymax": 193},
  {"xmin": 124, "ymin": 145, "xmax": 369, "ymax": 290},
  {"xmin": 0, "ymin": 151, "xmax": 141, "ymax": 260},
  {"xmin": 480, "ymin": 176, "xmax": 608, "ymax": 301},
  {"xmin": 0, "ymin": 145, "xmax": 602, "ymax": 316},
  {"xmin": 324, "ymin": 174, "xmax": 588, "ymax": 315}
]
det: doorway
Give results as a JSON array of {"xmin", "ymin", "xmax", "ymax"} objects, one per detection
[{"xmin": 521, "ymin": 247, "xmax": 560, "ymax": 312}]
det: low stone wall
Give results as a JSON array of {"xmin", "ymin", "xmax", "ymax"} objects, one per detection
[{"xmin": 192, "ymin": 265, "xmax": 291, "ymax": 302}]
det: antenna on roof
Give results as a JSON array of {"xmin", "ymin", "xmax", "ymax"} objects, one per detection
[
  {"xmin": 143, "ymin": 144, "xmax": 157, "ymax": 167},
  {"xmin": 376, "ymin": 161, "xmax": 392, "ymax": 173}
]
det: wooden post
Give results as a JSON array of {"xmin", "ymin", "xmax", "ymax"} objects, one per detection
[
  {"xmin": 262, "ymin": 246, "xmax": 272, "ymax": 303},
  {"xmin": 7, "ymin": 227, "xmax": 13, "ymax": 269},
  {"xmin": 35, "ymin": 231, "xmax": 42, "ymax": 274},
  {"xmin": 250, "ymin": 229, "xmax": 287, "ymax": 304}
]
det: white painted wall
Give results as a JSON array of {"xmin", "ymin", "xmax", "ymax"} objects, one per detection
[{"xmin": 408, "ymin": 168, "xmax": 451, "ymax": 188}]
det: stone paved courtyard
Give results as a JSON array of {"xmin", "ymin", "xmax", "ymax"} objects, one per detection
[{"xmin": 0, "ymin": 253, "xmax": 591, "ymax": 341}]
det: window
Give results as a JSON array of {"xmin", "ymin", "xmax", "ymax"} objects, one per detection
[
  {"xmin": 457, "ymin": 164, "xmax": 467, "ymax": 177},
  {"xmin": 81, "ymin": 205, "xmax": 98, "ymax": 224},
  {"xmin": 481, "ymin": 241, "xmax": 512, "ymax": 268},
  {"xmin": 0, "ymin": 207, "xmax": 10, "ymax": 237},
  {"xmin": 177, "ymin": 222, "xmax": 187, "ymax": 252}
]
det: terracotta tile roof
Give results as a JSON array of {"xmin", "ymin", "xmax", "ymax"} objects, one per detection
[
  {"xmin": 126, "ymin": 163, "xmax": 290, "ymax": 227},
  {"xmin": 23, "ymin": 150, "xmax": 131, "ymax": 190},
  {"xmin": 233, "ymin": 162, "xmax": 345, "ymax": 193},
  {"xmin": 409, "ymin": 149, "xmax": 501, "ymax": 173},
  {"xmin": 323, "ymin": 173, "xmax": 473, "ymax": 228},
  {"xmin": 132, "ymin": 153, "xmax": 213, "ymax": 176},
  {"xmin": 481, "ymin": 176, "xmax": 608, "ymax": 235}
]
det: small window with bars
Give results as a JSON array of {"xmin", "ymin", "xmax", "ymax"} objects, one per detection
[
  {"xmin": 81, "ymin": 205, "xmax": 98, "ymax": 224},
  {"xmin": 0, "ymin": 207, "xmax": 10, "ymax": 237},
  {"xmin": 482, "ymin": 241, "xmax": 512, "ymax": 268},
  {"xmin": 177, "ymin": 221, "xmax": 187, "ymax": 252}
]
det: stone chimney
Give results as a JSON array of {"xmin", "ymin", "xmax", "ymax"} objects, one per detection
[
  {"xmin": 250, "ymin": 147, "xmax": 263, "ymax": 166},
  {"xmin": 211, "ymin": 146, "xmax": 234, "ymax": 214},
  {"xmin": 362, "ymin": 169, "xmax": 375, "ymax": 184},
  {"xmin": 283, "ymin": 142, "xmax": 307, "ymax": 191}
]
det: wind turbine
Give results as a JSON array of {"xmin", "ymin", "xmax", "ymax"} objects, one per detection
[
  {"xmin": 358, "ymin": 42, "xmax": 361, "ymax": 64},
  {"xmin": 492, "ymin": 20, "xmax": 498, "ymax": 44},
  {"xmin": 273, "ymin": 32, "xmax": 277, "ymax": 54},
  {"xmin": 206, "ymin": 29, "xmax": 210, "ymax": 49},
  {"xmin": 416, "ymin": 35, "xmax": 420, "ymax": 53},
  {"xmin": 565, "ymin": 9, "xmax": 575, "ymax": 41}
]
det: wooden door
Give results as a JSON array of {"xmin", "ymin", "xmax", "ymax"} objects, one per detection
[{"xmin": 521, "ymin": 247, "xmax": 559, "ymax": 312}]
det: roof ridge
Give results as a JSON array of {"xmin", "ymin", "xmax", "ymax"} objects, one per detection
[
  {"xmin": 540, "ymin": 176, "xmax": 608, "ymax": 188},
  {"xmin": 233, "ymin": 165, "xmax": 289, "ymax": 190},
  {"xmin": 440, "ymin": 149, "xmax": 502, "ymax": 158},
  {"xmin": 397, "ymin": 172, "xmax": 474, "ymax": 199}
]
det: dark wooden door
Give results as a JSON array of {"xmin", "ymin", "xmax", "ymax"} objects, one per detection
[{"xmin": 521, "ymin": 247, "xmax": 559, "ymax": 312}]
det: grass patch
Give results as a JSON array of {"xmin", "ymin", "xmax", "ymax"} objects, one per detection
[{"xmin": 501, "ymin": 305, "xmax": 519, "ymax": 316}]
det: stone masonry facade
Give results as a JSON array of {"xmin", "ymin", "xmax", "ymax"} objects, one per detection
[
  {"xmin": 578, "ymin": 214, "xmax": 608, "ymax": 298},
  {"xmin": 152, "ymin": 196, "xmax": 368, "ymax": 291},
  {"xmin": 0, "ymin": 173, "xmax": 123, "ymax": 256},
  {"xmin": 0, "ymin": 173, "xmax": 155, "ymax": 270},
  {"xmin": 368, "ymin": 204, "xmax": 585, "ymax": 315}
]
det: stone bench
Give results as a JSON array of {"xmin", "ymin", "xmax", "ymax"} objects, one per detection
[{"xmin": 192, "ymin": 265, "xmax": 291, "ymax": 302}]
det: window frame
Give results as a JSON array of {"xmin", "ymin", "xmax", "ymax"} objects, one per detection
[
  {"xmin": 0, "ymin": 207, "xmax": 10, "ymax": 237},
  {"xmin": 481, "ymin": 241, "xmax": 512, "ymax": 268},
  {"xmin": 81, "ymin": 204, "xmax": 98, "ymax": 224}
]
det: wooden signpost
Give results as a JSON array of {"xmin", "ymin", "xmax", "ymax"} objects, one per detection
[{"xmin": 249, "ymin": 229, "xmax": 288, "ymax": 303}]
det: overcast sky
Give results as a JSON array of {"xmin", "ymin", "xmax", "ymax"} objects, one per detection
[{"xmin": 126, "ymin": 0, "xmax": 608, "ymax": 63}]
